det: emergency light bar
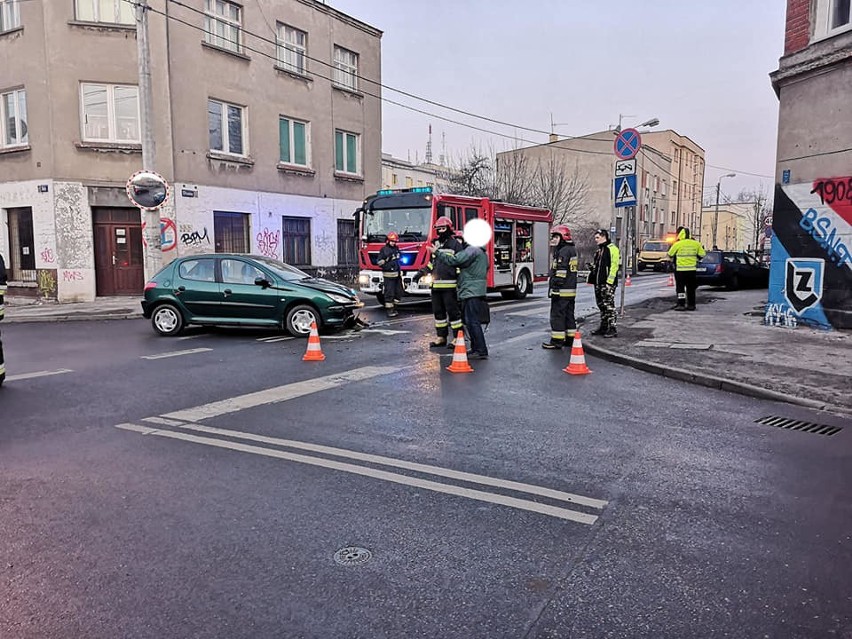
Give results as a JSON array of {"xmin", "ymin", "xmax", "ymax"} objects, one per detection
[{"xmin": 376, "ymin": 186, "xmax": 433, "ymax": 195}]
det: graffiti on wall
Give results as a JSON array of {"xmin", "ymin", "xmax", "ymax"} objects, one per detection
[
  {"xmin": 36, "ymin": 269, "xmax": 57, "ymax": 299},
  {"xmin": 256, "ymin": 228, "xmax": 280, "ymax": 258},
  {"xmin": 180, "ymin": 224, "xmax": 210, "ymax": 247},
  {"xmin": 768, "ymin": 178, "xmax": 852, "ymax": 329},
  {"xmin": 40, "ymin": 247, "xmax": 56, "ymax": 264}
]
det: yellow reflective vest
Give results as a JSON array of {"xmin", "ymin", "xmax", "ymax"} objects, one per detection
[{"xmin": 667, "ymin": 230, "xmax": 706, "ymax": 271}]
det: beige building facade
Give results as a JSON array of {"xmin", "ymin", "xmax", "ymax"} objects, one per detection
[
  {"xmin": 699, "ymin": 202, "xmax": 757, "ymax": 251},
  {"xmin": 380, "ymin": 154, "xmax": 451, "ymax": 193},
  {"xmin": 0, "ymin": 0, "xmax": 382, "ymax": 301}
]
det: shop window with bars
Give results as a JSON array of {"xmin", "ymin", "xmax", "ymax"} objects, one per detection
[
  {"xmin": 337, "ymin": 219, "xmax": 357, "ymax": 266},
  {"xmin": 282, "ymin": 216, "xmax": 311, "ymax": 266},
  {"xmin": 213, "ymin": 211, "xmax": 250, "ymax": 253}
]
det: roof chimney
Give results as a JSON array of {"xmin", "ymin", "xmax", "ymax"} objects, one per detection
[{"xmin": 549, "ymin": 133, "xmax": 559, "ymax": 143}]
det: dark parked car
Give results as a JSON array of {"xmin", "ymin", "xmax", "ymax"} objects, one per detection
[
  {"xmin": 141, "ymin": 254, "xmax": 363, "ymax": 337},
  {"xmin": 696, "ymin": 250, "xmax": 769, "ymax": 290}
]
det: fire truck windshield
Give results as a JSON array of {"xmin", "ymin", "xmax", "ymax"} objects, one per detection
[{"xmin": 363, "ymin": 207, "xmax": 431, "ymax": 242}]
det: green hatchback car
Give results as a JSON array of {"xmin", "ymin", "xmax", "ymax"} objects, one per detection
[{"xmin": 141, "ymin": 254, "xmax": 363, "ymax": 337}]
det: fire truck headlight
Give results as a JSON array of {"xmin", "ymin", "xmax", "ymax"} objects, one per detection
[{"xmin": 358, "ymin": 274, "xmax": 370, "ymax": 285}]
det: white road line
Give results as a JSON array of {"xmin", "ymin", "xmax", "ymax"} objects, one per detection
[
  {"xmin": 114, "ymin": 423, "xmax": 599, "ymax": 524},
  {"xmin": 151, "ymin": 420, "xmax": 608, "ymax": 509},
  {"xmin": 162, "ymin": 365, "xmax": 403, "ymax": 422},
  {"xmin": 141, "ymin": 348, "xmax": 213, "ymax": 360},
  {"xmin": 506, "ymin": 307, "xmax": 550, "ymax": 318},
  {"xmin": 256, "ymin": 336, "xmax": 294, "ymax": 343},
  {"xmin": 4, "ymin": 368, "xmax": 74, "ymax": 382},
  {"xmin": 176, "ymin": 334, "xmax": 203, "ymax": 341}
]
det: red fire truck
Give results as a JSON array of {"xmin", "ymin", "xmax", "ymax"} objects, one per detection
[{"xmin": 355, "ymin": 187, "xmax": 553, "ymax": 305}]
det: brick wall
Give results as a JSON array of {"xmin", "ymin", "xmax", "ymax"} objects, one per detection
[{"xmin": 784, "ymin": 0, "xmax": 812, "ymax": 55}]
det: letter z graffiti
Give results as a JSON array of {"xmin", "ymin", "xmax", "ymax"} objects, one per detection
[{"xmin": 784, "ymin": 258, "xmax": 824, "ymax": 313}]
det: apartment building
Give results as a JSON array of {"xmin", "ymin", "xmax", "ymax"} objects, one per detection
[
  {"xmin": 0, "ymin": 0, "xmax": 382, "ymax": 302},
  {"xmin": 698, "ymin": 202, "xmax": 758, "ymax": 251},
  {"xmin": 768, "ymin": 0, "xmax": 850, "ymax": 329},
  {"xmin": 495, "ymin": 129, "xmax": 706, "ymax": 244},
  {"xmin": 380, "ymin": 153, "xmax": 451, "ymax": 193}
]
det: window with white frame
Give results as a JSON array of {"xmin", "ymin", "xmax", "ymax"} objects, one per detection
[
  {"xmin": 208, "ymin": 99, "xmax": 246, "ymax": 156},
  {"xmin": 831, "ymin": 0, "xmax": 851, "ymax": 30},
  {"xmin": 333, "ymin": 46, "xmax": 359, "ymax": 91},
  {"xmin": 279, "ymin": 116, "xmax": 309, "ymax": 166},
  {"xmin": 334, "ymin": 129, "xmax": 359, "ymax": 175},
  {"xmin": 75, "ymin": 0, "xmax": 134, "ymax": 25},
  {"xmin": 1, "ymin": 88, "xmax": 27, "ymax": 147},
  {"xmin": 0, "ymin": 0, "xmax": 20, "ymax": 31},
  {"xmin": 277, "ymin": 24, "xmax": 307, "ymax": 75},
  {"xmin": 815, "ymin": 0, "xmax": 852, "ymax": 37},
  {"xmin": 204, "ymin": 0, "xmax": 242, "ymax": 53},
  {"xmin": 81, "ymin": 83, "xmax": 140, "ymax": 142}
]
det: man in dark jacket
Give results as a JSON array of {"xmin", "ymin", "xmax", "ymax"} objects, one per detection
[
  {"xmin": 542, "ymin": 224, "xmax": 579, "ymax": 349},
  {"xmin": 377, "ymin": 232, "xmax": 402, "ymax": 317},
  {"xmin": 0, "ymin": 252, "xmax": 7, "ymax": 386},
  {"xmin": 588, "ymin": 228, "xmax": 621, "ymax": 337},
  {"xmin": 415, "ymin": 216, "xmax": 464, "ymax": 348},
  {"xmin": 433, "ymin": 241, "xmax": 489, "ymax": 359}
]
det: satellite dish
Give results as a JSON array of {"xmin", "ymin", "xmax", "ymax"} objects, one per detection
[{"xmin": 126, "ymin": 170, "xmax": 170, "ymax": 210}]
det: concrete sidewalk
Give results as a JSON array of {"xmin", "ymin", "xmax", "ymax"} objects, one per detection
[
  {"xmin": 581, "ymin": 288, "xmax": 851, "ymax": 416},
  {"xmin": 4, "ymin": 296, "xmax": 142, "ymax": 322}
]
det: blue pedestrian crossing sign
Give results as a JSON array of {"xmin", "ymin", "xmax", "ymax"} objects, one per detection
[{"xmin": 614, "ymin": 175, "xmax": 637, "ymax": 208}]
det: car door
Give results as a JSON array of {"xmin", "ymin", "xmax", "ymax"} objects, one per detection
[
  {"xmin": 219, "ymin": 258, "xmax": 280, "ymax": 323},
  {"xmin": 174, "ymin": 257, "xmax": 222, "ymax": 318}
]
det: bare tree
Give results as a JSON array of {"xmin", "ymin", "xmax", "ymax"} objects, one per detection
[
  {"xmin": 494, "ymin": 146, "xmax": 534, "ymax": 205},
  {"xmin": 737, "ymin": 186, "xmax": 773, "ymax": 252},
  {"xmin": 448, "ymin": 146, "xmax": 497, "ymax": 198},
  {"xmin": 530, "ymin": 152, "xmax": 590, "ymax": 227}
]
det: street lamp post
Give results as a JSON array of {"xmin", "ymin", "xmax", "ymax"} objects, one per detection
[{"xmin": 711, "ymin": 173, "xmax": 736, "ymax": 249}]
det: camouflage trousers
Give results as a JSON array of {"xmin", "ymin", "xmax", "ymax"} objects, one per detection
[{"xmin": 594, "ymin": 283, "xmax": 617, "ymax": 329}]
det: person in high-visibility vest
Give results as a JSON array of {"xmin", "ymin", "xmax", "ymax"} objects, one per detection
[
  {"xmin": 588, "ymin": 228, "xmax": 621, "ymax": 337},
  {"xmin": 0, "ymin": 252, "xmax": 7, "ymax": 386},
  {"xmin": 667, "ymin": 226, "xmax": 706, "ymax": 311}
]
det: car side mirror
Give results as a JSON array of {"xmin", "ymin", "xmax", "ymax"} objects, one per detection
[{"xmin": 254, "ymin": 277, "xmax": 270, "ymax": 289}]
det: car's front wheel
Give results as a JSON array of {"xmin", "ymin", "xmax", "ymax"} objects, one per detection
[
  {"xmin": 285, "ymin": 304, "xmax": 320, "ymax": 337},
  {"xmin": 151, "ymin": 303, "xmax": 185, "ymax": 336}
]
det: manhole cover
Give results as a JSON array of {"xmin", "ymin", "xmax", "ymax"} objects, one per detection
[{"xmin": 333, "ymin": 546, "xmax": 372, "ymax": 566}]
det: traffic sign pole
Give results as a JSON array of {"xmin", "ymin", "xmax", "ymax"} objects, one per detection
[{"xmin": 612, "ymin": 129, "xmax": 642, "ymax": 317}]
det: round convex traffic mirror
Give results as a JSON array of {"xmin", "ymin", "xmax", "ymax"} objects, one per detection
[{"xmin": 126, "ymin": 171, "xmax": 170, "ymax": 210}]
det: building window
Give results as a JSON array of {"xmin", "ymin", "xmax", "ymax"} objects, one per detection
[
  {"xmin": 0, "ymin": 0, "xmax": 20, "ymax": 31},
  {"xmin": 334, "ymin": 129, "xmax": 359, "ymax": 174},
  {"xmin": 282, "ymin": 216, "xmax": 311, "ymax": 266},
  {"xmin": 81, "ymin": 83, "xmax": 140, "ymax": 142},
  {"xmin": 671, "ymin": 211, "xmax": 677, "ymax": 225},
  {"xmin": 75, "ymin": 0, "xmax": 134, "ymax": 24},
  {"xmin": 1, "ymin": 88, "xmax": 27, "ymax": 148},
  {"xmin": 277, "ymin": 24, "xmax": 307, "ymax": 74},
  {"xmin": 405, "ymin": 176, "xmax": 413, "ymax": 188},
  {"xmin": 391, "ymin": 173, "xmax": 398, "ymax": 186},
  {"xmin": 213, "ymin": 211, "xmax": 250, "ymax": 253},
  {"xmin": 333, "ymin": 46, "xmax": 359, "ymax": 91},
  {"xmin": 204, "ymin": 0, "xmax": 242, "ymax": 53},
  {"xmin": 279, "ymin": 116, "xmax": 309, "ymax": 166},
  {"xmin": 208, "ymin": 99, "xmax": 245, "ymax": 155},
  {"xmin": 831, "ymin": 0, "xmax": 851, "ymax": 29},
  {"xmin": 337, "ymin": 219, "xmax": 357, "ymax": 266}
]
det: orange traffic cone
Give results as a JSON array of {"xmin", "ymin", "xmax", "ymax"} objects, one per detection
[
  {"xmin": 625, "ymin": 274, "xmax": 632, "ymax": 287},
  {"xmin": 446, "ymin": 330, "xmax": 473, "ymax": 374},
  {"xmin": 666, "ymin": 273, "xmax": 674, "ymax": 287},
  {"xmin": 563, "ymin": 331, "xmax": 592, "ymax": 376},
  {"xmin": 302, "ymin": 321, "xmax": 326, "ymax": 361}
]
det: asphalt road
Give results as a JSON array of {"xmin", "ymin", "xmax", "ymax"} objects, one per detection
[{"xmin": 2, "ymin": 273, "xmax": 850, "ymax": 639}]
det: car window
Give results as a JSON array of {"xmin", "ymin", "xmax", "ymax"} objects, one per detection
[
  {"xmin": 701, "ymin": 252, "xmax": 721, "ymax": 264},
  {"xmin": 221, "ymin": 259, "xmax": 265, "ymax": 285},
  {"xmin": 178, "ymin": 258, "xmax": 216, "ymax": 282},
  {"xmin": 252, "ymin": 256, "xmax": 311, "ymax": 281}
]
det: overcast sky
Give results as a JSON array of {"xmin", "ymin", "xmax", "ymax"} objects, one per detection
[{"xmin": 330, "ymin": 0, "xmax": 787, "ymax": 200}]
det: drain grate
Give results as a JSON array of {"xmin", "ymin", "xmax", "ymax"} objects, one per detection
[
  {"xmin": 333, "ymin": 546, "xmax": 372, "ymax": 566},
  {"xmin": 755, "ymin": 416, "xmax": 843, "ymax": 437}
]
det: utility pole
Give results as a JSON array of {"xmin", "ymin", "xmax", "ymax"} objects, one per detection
[
  {"xmin": 136, "ymin": 0, "xmax": 162, "ymax": 280},
  {"xmin": 712, "ymin": 173, "xmax": 735, "ymax": 250}
]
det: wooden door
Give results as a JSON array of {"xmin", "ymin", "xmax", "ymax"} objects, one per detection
[{"xmin": 93, "ymin": 208, "xmax": 144, "ymax": 296}]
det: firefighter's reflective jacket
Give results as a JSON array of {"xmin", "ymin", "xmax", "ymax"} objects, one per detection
[
  {"xmin": 377, "ymin": 245, "xmax": 401, "ymax": 278},
  {"xmin": 418, "ymin": 234, "xmax": 464, "ymax": 289},
  {"xmin": 548, "ymin": 242, "xmax": 578, "ymax": 298},
  {"xmin": 667, "ymin": 228, "xmax": 706, "ymax": 271}
]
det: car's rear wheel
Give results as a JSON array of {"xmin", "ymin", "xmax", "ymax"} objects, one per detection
[
  {"xmin": 286, "ymin": 304, "xmax": 319, "ymax": 337},
  {"xmin": 151, "ymin": 303, "xmax": 184, "ymax": 336}
]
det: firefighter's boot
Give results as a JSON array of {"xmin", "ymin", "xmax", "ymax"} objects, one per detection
[
  {"xmin": 387, "ymin": 305, "xmax": 398, "ymax": 318},
  {"xmin": 541, "ymin": 340, "xmax": 564, "ymax": 350},
  {"xmin": 429, "ymin": 337, "xmax": 447, "ymax": 348},
  {"xmin": 590, "ymin": 322, "xmax": 608, "ymax": 336}
]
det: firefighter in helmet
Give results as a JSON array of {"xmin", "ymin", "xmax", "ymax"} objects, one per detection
[
  {"xmin": 415, "ymin": 216, "xmax": 464, "ymax": 348},
  {"xmin": 0, "ymin": 251, "xmax": 6, "ymax": 386},
  {"xmin": 377, "ymin": 232, "xmax": 402, "ymax": 317},
  {"xmin": 542, "ymin": 224, "xmax": 579, "ymax": 349}
]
